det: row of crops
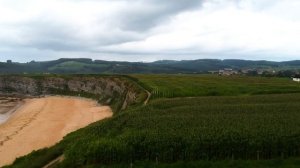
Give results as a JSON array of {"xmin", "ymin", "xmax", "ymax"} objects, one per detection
[
  {"xmin": 133, "ymin": 74, "xmax": 300, "ymax": 98},
  {"xmin": 47, "ymin": 93, "xmax": 300, "ymax": 167}
]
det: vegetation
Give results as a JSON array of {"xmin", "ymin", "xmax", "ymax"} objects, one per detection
[
  {"xmin": 3, "ymin": 145, "xmax": 64, "ymax": 168},
  {"xmin": 133, "ymin": 74, "xmax": 300, "ymax": 98},
  {"xmin": 76, "ymin": 159, "xmax": 300, "ymax": 168},
  {"xmin": 2, "ymin": 58, "xmax": 300, "ymax": 74},
  {"xmin": 5, "ymin": 74, "xmax": 300, "ymax": 167}
]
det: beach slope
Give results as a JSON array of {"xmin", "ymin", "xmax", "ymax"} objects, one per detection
[{"xmin": 0, "ymin": 96, "xmax": 112, "ymax": 167}]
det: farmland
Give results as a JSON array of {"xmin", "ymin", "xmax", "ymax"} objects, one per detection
[
  {"xmin": 5, "ymin": 75, "xmax": 300, "ymax": 168},
  {"xmin": 132, "ymin": 74, "xmax": 300, "ymax": 98}
]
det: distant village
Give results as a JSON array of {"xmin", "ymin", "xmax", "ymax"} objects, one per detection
[
  {"xmin": 210, "ymin": 68, "xmax": 274, "ymax": 76},
  {"xmin": 211, "ymin": 68, "xmax": 300, "ymax": 82}
]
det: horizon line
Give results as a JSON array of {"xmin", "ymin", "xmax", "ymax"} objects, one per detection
[{"xmin": 2, "ymin": 58, "xmax": 300, "ymax": 64}]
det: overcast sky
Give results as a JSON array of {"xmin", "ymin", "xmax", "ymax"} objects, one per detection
[{"xmin": 0, "ymin": 0, "xmax": 300, "ymax": 62}]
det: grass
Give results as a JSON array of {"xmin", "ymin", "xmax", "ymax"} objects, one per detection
[
  {"xmin": 8, "ymin": 93, "xmax": 299, "ymax": 168},
  {"xmin": 85, "ymin": 159, "xmax": 300, "ymax": 168},
  {"xmin": 3, "ymin": 144, "xmax": 64, "ymax": 168},
  {"xmin": 57, "ymin": 94, "xmax": 300, "ymax": 166},
  {"xmin": 132, "ymin": 74, "xmax": 300, "ymax": 98}
]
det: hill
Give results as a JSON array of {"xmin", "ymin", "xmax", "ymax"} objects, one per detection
[{"xmin": 1, "ymin": 58, "xmax": 300, "ymax": 74}]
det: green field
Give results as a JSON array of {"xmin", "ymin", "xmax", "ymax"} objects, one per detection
[
  {"xmin": 133, "ymin": 74, "xmax": 300, "ymax": 98},
  {"xmin": 83, "ymin": 159, "xmax": 300, "ymax": 168},
  {"xmin": 6, "ymin": 75, "xmax": 300, "ymax": 168}
]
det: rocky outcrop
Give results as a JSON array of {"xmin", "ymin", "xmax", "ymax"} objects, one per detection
[{"xmin": 0, "ymin": 75, "xmax": 145, "ymax": 112}]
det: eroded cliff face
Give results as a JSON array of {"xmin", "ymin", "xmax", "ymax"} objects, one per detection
[{"xmin": 0, "ymin": 75, "xmax": 145, "ymax": 112}]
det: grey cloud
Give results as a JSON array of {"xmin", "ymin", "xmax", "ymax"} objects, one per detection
[
  {"xmin": 116, "ymin": 0, "xmax": 204, "ymax": 31},
  {"xmin": 235, "ymin": 0, "xmax": 280, "ymax": 10},
  {"xmin": 0, "ymin": 0, "xmax": 204, "ymax": 54},
  {"xmin": 20, "ymin": 22, "xmax": 82, "ymax": 51},
  {"xmin": 12, "ymin": 19, "xmax": 145, "ymax": 52},
  {"xmin": 1, "ymin": 0, "xmax": 298, "ymax": 62}
]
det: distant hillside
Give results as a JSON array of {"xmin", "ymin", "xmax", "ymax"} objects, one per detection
[{"xmin": 1, "ymin": 58, "xmax": 300, "ymax": 74}]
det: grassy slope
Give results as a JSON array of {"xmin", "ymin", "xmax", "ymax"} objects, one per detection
[
  {"xmin": 54, "ymin": 94, "xmax": 300, "ymax": 167},
  {"xmin": 6, "ymin": 75, "xmax": 300, "ymax": 168},
  {"xmin": 47, "ymin": 61, "xmax": 111, "ymax": 74}
]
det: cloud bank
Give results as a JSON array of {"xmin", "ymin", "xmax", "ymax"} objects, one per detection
[{"xmin": 0, "ymin": 0, "xmax": 299, "ymax": 62}]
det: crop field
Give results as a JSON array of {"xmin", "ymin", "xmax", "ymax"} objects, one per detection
[
  {"xmin": 6, "ymin": 74, "xmax": 300, "ymax": 168},
  {"xmin": 49, "ymin": 94, "xmax": 300, "ymax": 166},
  {"xmin": 132, "ymin": 74, "xmax": 300, "ymax": 98}
]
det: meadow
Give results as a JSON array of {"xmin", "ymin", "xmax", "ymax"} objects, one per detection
[
  {"xmin": 132, "ymin": 74, "xmax": 300, "ymax": 98},
  {"xmin": 6, "ymin": 74, "xmax": 300, "ymax": 168}
]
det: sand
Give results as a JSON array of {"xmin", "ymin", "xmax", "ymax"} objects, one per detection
[{"xmin": 0, "ymin": 96, "xmax": 113, "ymax": 167}]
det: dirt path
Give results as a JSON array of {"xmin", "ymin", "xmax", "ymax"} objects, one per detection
[
  {"xmin": 42, "ymin": 155, "xmax": 65, "ymax": 168},
  {"xmin": 0, "ymin": 96, "xmax": 112, "ymax": 167},
  {"xmin": 144, "ymin": 90, "xmax": 151, "ymax": 105}
]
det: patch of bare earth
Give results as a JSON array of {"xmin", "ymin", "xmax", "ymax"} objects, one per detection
[{"xmin": 0, "ymin": 96, "xmax": 113, "ymax": 167}]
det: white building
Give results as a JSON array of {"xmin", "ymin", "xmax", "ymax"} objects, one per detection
[
  {"xmin": 292, "ymin": 75, "xmax": 300, "ymax": 82},
  {"xmin": 219, "ymin": 68, "xmax": 238, "ymax": 76},
  {"xmin": 293, "ymin": 78, "xmax": 300, "ymax": 82}
]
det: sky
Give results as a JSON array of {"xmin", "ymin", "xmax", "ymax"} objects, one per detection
[{"xmin": 0, "ymin": 0, "xmax": 300, "ymax": 62}]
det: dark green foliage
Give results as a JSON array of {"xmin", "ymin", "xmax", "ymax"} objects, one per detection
[
  {"xmin": 75, "ymin": 159, "xmax": 300, "ymax": 168},
  {"xmin": 3, "ymin": 144, "xmax": 64, "ymax": 168},
  {"xmin": 57, "ymin": 94, "xmax": 300, "ymax": 167},
  {"xmin": 9, "ymin": 93, "xmax": 300, "ymax": 168},
  {"xmin": 2, "ymin": 58, "xmax": 300, "ymax": 74},
  {"xmin": 133, "ymin": 74, "xmax": 300, "ymax": 98}
]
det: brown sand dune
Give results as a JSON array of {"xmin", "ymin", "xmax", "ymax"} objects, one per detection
[{"xmin": 0, "ymin": 96, "xmax": 113, "ymax": 167}]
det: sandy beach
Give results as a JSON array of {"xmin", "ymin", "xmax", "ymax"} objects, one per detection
[{"xmin": 0, "ymin": 96, "xmax": 112, "ymax": 167}]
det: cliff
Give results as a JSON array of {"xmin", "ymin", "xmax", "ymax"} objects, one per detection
[{"xmin": 0, "ymin": 75, "xmax": 147, "ymax": 112}]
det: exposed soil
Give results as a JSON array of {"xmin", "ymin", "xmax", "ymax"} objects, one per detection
[{"xmin": 0, "ymin": 96, "xmax": 112, "ymax": 167}]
